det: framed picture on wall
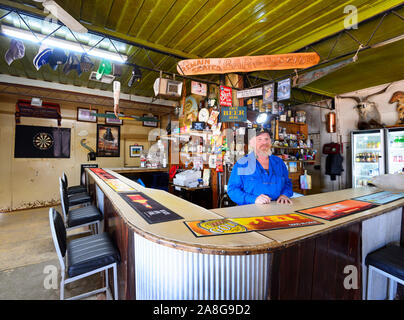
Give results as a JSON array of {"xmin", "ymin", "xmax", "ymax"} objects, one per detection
[
  {"xmin": 142, "ymin": 114, "xmax": 158, "ymax": 127},
  {"xmin": 77, "ymin": 107, "xmax": 98, "ymax": 123},
  {"xmin": 105, "ymin": 111, "xmax": 123, "ymax": 125},
  {"xmin": 262, "ymin": 83, "xmax": 275, "ymax": 104},
  {"xmin": 277, "ymin": 78, "xmax": 291, "ymax": 101},
  {"xmin": 129, "ymin": 145, "xmax": 143, "ymax": 157},
  {"xmin": 96, "ymin": 124, "xmax": 120, "ymax": 157}
]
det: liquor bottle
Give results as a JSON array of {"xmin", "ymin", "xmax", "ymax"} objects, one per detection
[
  {"xmin": 290, "ymin": 110, "xmax": 295, "ymax": 123},
  {"xmin": 287, "ymin": 108, "xmax": 292, "ymax": 122},
  {"xmin": 275, "ymin": 119, "xmax": 279, "ymax": 140}
]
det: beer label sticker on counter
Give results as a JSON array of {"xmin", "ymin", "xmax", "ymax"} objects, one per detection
[
  {"xmin": 105, "ymin": 179, "xmax": 135, "ymax": 192},
  {"xmin": 119, "ymin": 192, "xmax": 183, "ymax": 224},
  {"xmin": 352, "ymin": 191, "xmax": 404, "ymax": 205},
  {"xmin": 296, "ymin": 199, "xmax": 377, "ymax": 221},
  {"xmin": 184, "ymin": 214, "xmax": 322, "ymax": 237},
  {"xmin": 90, "ymin": 168, "xmax": 117, "ymax": 180}
]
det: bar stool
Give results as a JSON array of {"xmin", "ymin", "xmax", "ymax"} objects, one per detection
[
  {"xmin": 59, "ymin": 177, "xmax": 91, "ymax": 207},
  {"xmin": 49, "ymin": 208, "xmax": 120, "ymax": 300},
  {"xmin": 59, "ymin": 182, "xmax": 102, "ymax": 234},
  {"xmin": 365, "ymin": 244, "xmax": 404, "ymax": 300},
  {"xmin": 62, "ymin": 172, "xmax": 87, "ymax": 196}
]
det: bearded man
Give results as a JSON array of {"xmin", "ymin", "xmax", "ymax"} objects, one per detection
[{"xmin": 227, "ymin": 127, "xmax": 293, "ymax": 205}]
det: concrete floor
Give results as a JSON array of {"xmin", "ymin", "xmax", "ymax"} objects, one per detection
[{"xmin": 0, "ymin": 206, "xmax": 106, "ymax": 300}]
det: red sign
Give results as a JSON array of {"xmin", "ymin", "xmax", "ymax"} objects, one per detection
[
  {"xmin": 296, "ymin": 199, "xmax": 377, "ymax": 221},
  {"xmin": 90, "ymin": 168, "xmax": 116, "ymax": 180},
  {"xmin": 219, "ymin": 85, "xmax": 232, "ymax": 106}
]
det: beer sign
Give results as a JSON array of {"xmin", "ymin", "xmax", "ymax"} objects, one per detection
[
  {"xmin": 220, "ymin": 106, "xmax": 247, "ymax": 122},
  {"xmin": 219, "ymin": 85, "xmax": 232, "ymax": 106}
]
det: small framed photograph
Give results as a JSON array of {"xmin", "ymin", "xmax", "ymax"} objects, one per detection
[
  {"xmin": 105, "ymin": 111, "xmax": 123, "ymax": 125},
  {"xmin": 77, "ymin": 107, "xmax": 97, "ymax": 123},
  {"xmin": 129, "ymin": 145, "xmax": 143, "ymax": 157},
  {"xmin": 277, "ymin": 78, "xmax": 291, "ymax": 101},
  {"xmin": 263, "ymin": 83, "xmax": 275, "ymax": 104},
  {"xmin": 143, "ymin": 114, "xmax": 158, "ymax": 127},
  {"xmin": 191, "ymin": 81, "xmax": 207, "ymax": 96}
]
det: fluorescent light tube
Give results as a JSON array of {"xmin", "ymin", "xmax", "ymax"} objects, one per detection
[
  {"xmin": 42, "ymin": 0, "xmax": 88, "ymax": 34},
  {"xmin": 1, "ymin": 25, "xmax": 127, "ymax": 63},
  {"xmin": 370, "ymin": 34, "xmax": 404, "ymax": 48}
]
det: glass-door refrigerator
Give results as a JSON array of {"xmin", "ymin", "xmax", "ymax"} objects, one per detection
[
  {"xmin": 385, "ymin": 127, "xmax": 404, "ymax": 174},
  {"xmin": 351, "ymin": 129, "xmax": 385, "ymax": 188}
]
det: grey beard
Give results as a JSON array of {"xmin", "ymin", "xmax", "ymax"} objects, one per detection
[{"xmin": 256, "ymin": 149, "xmax": 272, "ymax": 157}]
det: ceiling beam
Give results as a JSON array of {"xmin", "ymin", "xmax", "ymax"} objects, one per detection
[{"xmin": 0, "ymin": 74, "xmax": 177, "ymax": 107}]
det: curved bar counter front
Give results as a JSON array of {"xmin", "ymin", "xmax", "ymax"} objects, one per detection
[{"xmin": 86, "ymin": 168, "xmax": 404, "ymax": 300}]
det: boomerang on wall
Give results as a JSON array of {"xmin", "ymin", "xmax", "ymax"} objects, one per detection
[{"xmin": 177, "ymin": 52, "xmax": 320, "ymax": 76}]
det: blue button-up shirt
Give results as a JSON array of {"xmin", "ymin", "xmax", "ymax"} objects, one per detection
[{"xmin": 227, "ymin": 153, "xmax": 293, "ymax": 205}]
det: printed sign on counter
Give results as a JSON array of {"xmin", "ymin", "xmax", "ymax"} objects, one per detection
[
  {"xmin": 104, "ymin": 179, "xmax": 135, "ymax": 192},
  {"xmin": 352, "ymin": 191, "xmax": 404, "ymax": 205},
  {"xmin": 184, "ymin": 213, "xmax": 322, "ymax": 237},
  {"xmin": 296, "ymin": 199, "xmax": 377, "ymax": 221},
  {"xmin": 90, "ymin": 168, "xmax": 117, "ymax": 180},
  {"xmin": 120, "ymin": 192, "xmax": 183, "ymax": 224}
]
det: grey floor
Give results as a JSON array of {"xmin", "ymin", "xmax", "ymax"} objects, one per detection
[{"xmin": 0, "ymin": 206, "xmax": 105, "ymax": 300}]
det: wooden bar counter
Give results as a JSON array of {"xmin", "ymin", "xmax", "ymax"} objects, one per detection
[{"xmin": 86, "ymin": 168, "xmax": 404, "ymax": 300}]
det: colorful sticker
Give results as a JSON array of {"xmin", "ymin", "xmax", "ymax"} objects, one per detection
[
  {"xmin": 185, "ymin": 213, "xmax": 322, "ymax": 237},
  {"xmin": 296, "ymin": 199, "xmax": 377, "ymax": 221}
]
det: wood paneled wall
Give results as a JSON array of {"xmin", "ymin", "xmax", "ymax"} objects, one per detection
[{"xmin": 269, "ymin": 223, "xmax": 362, "ymax": 299}]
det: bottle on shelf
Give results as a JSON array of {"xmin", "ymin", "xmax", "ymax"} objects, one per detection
[{"xmin": 287, "ymin": 108, "xmax": 292, "ymax": 122}]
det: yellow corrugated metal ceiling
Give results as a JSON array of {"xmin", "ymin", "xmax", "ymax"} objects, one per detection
[{"xmin": 0, "ymin": 0, "xmax": 403, "ymax": 99}]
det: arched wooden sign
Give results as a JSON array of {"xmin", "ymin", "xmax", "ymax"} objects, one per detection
[{"xmin": 177, "ymin": 52, "xmax": 320, "ymax": 76}]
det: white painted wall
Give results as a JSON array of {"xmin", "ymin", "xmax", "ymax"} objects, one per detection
[{"xmin": 335, "ymin": 79, "xmax": 404, "ymax": 189}]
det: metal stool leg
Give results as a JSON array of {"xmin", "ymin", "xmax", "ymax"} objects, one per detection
[
  {"xmin": 388, "ymin": 278, "xmax": 396, "ymax": 300},
  {"xmin": 113, "ymin": 263, "xmax": 118, "ymax": 300},
  {"xmin": 367, "ymin": 266, "xmax": 373, "ymax": 300},
  {"xmin": 60, "ymin": 274, "xmax": 65, "ymax": 300}
]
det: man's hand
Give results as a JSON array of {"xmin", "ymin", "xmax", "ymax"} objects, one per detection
[
  {"xmin": 277, "ymin": 195, "xmax": 293, "ymax": 204},
  {"xmin": 255, "ymin": 194, "xmax": 271, "ymax": 204}
]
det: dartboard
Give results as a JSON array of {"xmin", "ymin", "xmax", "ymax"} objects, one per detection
[{"xmin": 33, "ymin": 132, "xmax": 54, "ymax": 150}]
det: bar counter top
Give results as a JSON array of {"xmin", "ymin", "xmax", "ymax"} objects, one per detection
[
  {"xmin": 88, "ymin": 168, "xmax": 404, "ymax": 255},
  {"xmin": 106, "ymin": 167, "xmax": 169, "ymax": 173}
]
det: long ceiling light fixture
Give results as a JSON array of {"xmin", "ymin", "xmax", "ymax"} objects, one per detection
[
  {"xmin": 1, "ymin": 25, "xmax": 127, "ymax": 63},
  {"xmin": 370, "ymin": 33, "xmax": 404, "ymax": 48}
]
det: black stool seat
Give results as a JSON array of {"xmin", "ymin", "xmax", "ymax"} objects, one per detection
[
  {"xmin": 68, "ymin": 192, "xmax": 91, "ymax": 206},
  {"xmin": 365, "ymin": 245, "xmax": 404, "ymax": 281},
  {"xmin": 67, "ymin": 233, "xmax": 120, "ymax": 277},
  {"xmin": 67, "ymin": 205, "xmax": 102, "ymax": 228},
  {"xmin": 67, "ymin": 185, "xmax": 87, "ymax": 195}
]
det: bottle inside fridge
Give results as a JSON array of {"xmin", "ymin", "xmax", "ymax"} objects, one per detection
[{"xmin": 353, "ymin": 132, "xmax": 383, "ymax": 188}]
